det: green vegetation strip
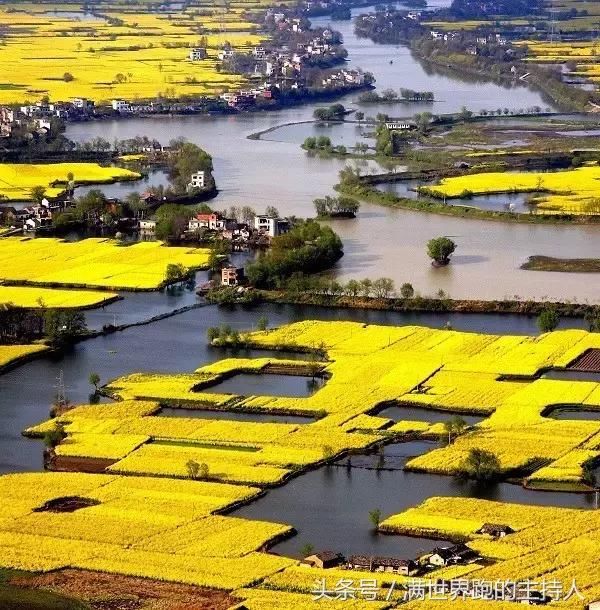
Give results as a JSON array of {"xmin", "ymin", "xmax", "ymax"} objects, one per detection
[
  {"xmin": 522, "ymin": 256, "xmax": 600, "ymax": 273},
  {"xmin": 337, "ymin": 182, "xmax": 600, "ymax": 225}
]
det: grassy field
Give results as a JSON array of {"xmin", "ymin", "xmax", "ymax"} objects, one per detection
[
  {"xmin": 0, "ymin": 163, "xmax": 140, "ymax": 201},
  {"xmin": 0, "ymin": 237, "xmax": 211, "ymax": 290}
]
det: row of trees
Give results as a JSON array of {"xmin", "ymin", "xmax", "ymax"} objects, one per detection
[
  {"xmin": 0, "ymin": 304, "xmax": 87, "ymax": 346},
  {"xmin": 358, "ymin": 88, "xmax": 434, "ymax": 103}
]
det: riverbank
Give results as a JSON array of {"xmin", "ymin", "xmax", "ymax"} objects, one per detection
[
  {"xmin": 258, "ymin": 289, "xmax": 598, "ymax": 318},
  {"xmin": 336, "ymin": 181, "xmax": 600, "ymax": 225}
]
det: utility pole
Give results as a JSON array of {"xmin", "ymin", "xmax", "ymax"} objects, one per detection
[{"xmin": 54, "ymin": 370, "xmax": 67, "ymax": 408}]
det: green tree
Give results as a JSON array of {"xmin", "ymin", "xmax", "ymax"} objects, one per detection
[
  {"xmin": 155, "ymin": 204, "xmax": 193, "ymax": 242},
  {"xmin": 369, "ymin": 508, "xmax": 382, "ymax": 529},
  {"xmin": 537, "ymin": 308, "xmax": 559, "ymax": 333},
  {"xmin": 300, "ymin": 543, "xmax": 315, "ymax": 557},
  {"xmin": 88, "ymin": 372, "xmax": 100, "ymax": 391},
  {"xmin": 427, "ymin": 237, "xmax": 457, "ymax": 266},
  {"xmin": 44, "ymin": 310, "xmax": 87, "ymax": 345},
  {"xmin": 584, "ymin": 306, "xmax": 600, "ymax": 332},
  {"xmin": 186, "ymin": 459, "xmax": 200, "ymax": 479},
  {"xmin": 43, "ymin": 422, "xmax": 66, "ymax": 449},
  {"xmin": 359, "ymin": 278, "xmax": 373, "ymax": 298},
  {"xmin": 400, "ymin": 282, "xmax": 414, "ymax": 299},
  {"xmin": 164, "ymin": 263, "xmax": 187, "ymax": 285},
  {"xmin": 372, "ymin": 277, "xmax": 395, "ymax": 299},
  {"xmin": 443, "ymin": 415, "xmax": 467, "ymax": 445},
  {"xmin": 459, "ymin": 448, "xmax": 501, "ymax": 482},
  {"xmin": 30, "ymin": 185, "xmax": 47, "ymax": 204},
  {"xmin": 257, "ymin": 316, "xmax": 269, "ymax": 331},
  {"xmin": 207, "ymin": 326, "xmax": 220, "ymax": 343}
]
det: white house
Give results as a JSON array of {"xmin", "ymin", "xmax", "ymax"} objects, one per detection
[
  {"xmin": 218, "ymin": 49, "xmax": 234, "ymax": 61},
  {"xmin": 34, "ymin": 118, "xmax": 52, "ymax": 131},
  {"xmin": 385, "ymin": 122, "xmax": 413, "ymax": 131},
  {"xmin": 188, "ymin": 171, "xmax": 205, "ymax": 190},
  {"xmin": 428, "ymin": 545, "xmax": 479, "ymax": 567},
  {"xmin": 139, "ymin": 219, "xmax": 156, "ymax": 232},
  {"xmin": 112, "ymin": 100, "xmax": 131, "ymax": 113},
  {"xmin": 254, "ymin": 215, "xmax": 289, "ymax": 238},
  {"xmin": 72, "ymin": 98, "xmax": 94, "ymax": 110},
  {"xmin": 189, "ymin": 47, "xmax": 207, "ymax": 61}
]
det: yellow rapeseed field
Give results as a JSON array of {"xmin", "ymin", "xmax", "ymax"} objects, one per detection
[
  {"xmin": 0, "ymin": 344, "xmax": 49, "ymax": 370},
  {"xmin": 0, "ymin": 472, "xmax": 293, "ymax": 588},
  {"xmin": 14, "ymin": 321, "xmax": 600, "ymax": 604},
  {"xmin": 0, "ymin": 163, "xmax": 140, "ymax": 201},
  {"xmin": 382, "ymin": 496, "xmax": 600, "ymax": 608},
  {"xmin": 28, "ymin": 321, "xmax": 600, "ymax": 488},
  {"xmin": 0, "ymin": 237, "xmax": 211, "ymax": 290},
  {"xmin": 421, "ymin": 166, "xmax": 600, "ymax": 215},
  {"xmin": 0, "ymin": 286, "xmax": 118, "ymax": 308},
  {"xmin": 0, "ymin": 3, "xmax": 266, "ymax": 104}
]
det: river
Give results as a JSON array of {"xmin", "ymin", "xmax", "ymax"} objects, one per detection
[
  {"xmin": 62, "ymin": 2, "xmax": 600, "ymax": 303},
  {"xmin": 3, "ymin": 0, "xmax": 600, "ymax": 562}
]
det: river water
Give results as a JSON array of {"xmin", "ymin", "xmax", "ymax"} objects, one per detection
[{"xmin": 61, "ymin": 3, "xmax": 600, "ymax": 303}]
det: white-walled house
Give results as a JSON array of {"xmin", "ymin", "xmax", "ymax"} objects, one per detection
[
  {"xmin": 254, "ymin": 215, "xmax": 290, "ymax": 238},
  {"xmin": 188, "ymin": 171, "xmax": 205, "ymax": 189},
  {"xmin": 189, "ymin": 47, "xmax": 207, "ymax": 61},
  {"xmin": 112, "ymin": 100, "xmax": 131, "ymax": 113}
]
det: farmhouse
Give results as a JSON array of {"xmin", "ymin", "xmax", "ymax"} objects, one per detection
[
  {"xmin": 385, "ymin": 121, "xmax": 414, "ymax": 131},
  {"xmin": 476, "ymin": 523, "xmax": 514, "ymax": 538},
  {"xmin": 347, "ymin": 555, "xmax": 418, "ymax": 575},
  {"xmin": 254, "ymin": 215, "xmax": 289, "ymax": 238},
  {"xmin": 189, "ymin": 47, "xmax": 207, "ymax": 61},
  {"xmin": 428, "ymin": 544, "xmax": 480, "ymax": 567},
  {"xmin": 301, "ymin": 551, "xmax": 345, "ymax": 569},
  {"xmin": 138, "ymin": 219, "xmax": 157, "ymax": 232},
  {"xmin": 112, "ymin": 100, "xmax": 131, "ymax": 113},
  {"xmin": 221, "ymin": 266, "xmax": 245, "ymax": 287},
  {"xmin": 192, "ymin": 213, "xmax": 228, "ymax": 231},
  {"xmin": 188, "ymin": 171, "xmax": 206, "ymax": 190}
]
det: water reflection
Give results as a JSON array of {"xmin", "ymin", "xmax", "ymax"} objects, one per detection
[{"xmin": 234, "ymin": 439, "xmax": 596, "ymax": 558}]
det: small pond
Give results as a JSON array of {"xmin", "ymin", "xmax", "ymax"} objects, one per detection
[
  {"xmin": 376, "ymin": 405, "xmax": 485, "ymax": 426},
  {"xmin": 198, "ymin": 373, "xmax": 325, "ymax": 398},
  {"xmin": 375, "ymin": 181, "xmax": 536, "ymax": 212},
  {"xmin": 543, "ymin": 370, "xmax": 600, "ymax": 383},
  {"xmin": 547, "ymin": 406, "xmax": 600, "ymax": 421}
]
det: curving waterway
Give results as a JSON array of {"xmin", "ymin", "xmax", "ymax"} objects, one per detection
[
  {"xmin": 5, "ymin": 0, "xmax": 600, "ymax": 562},
  {"xmin": 62, "ymin": 3, "xmax": 600, "ymax": 303}
]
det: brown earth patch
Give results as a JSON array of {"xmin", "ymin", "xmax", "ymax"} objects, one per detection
[
  {"xmin": 9, "ymin": 569, "xmax": 238, "ymax": 610},
  {"xmin": 46, "ymin": 454, "xmax": 117, "ymax": 473}
]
